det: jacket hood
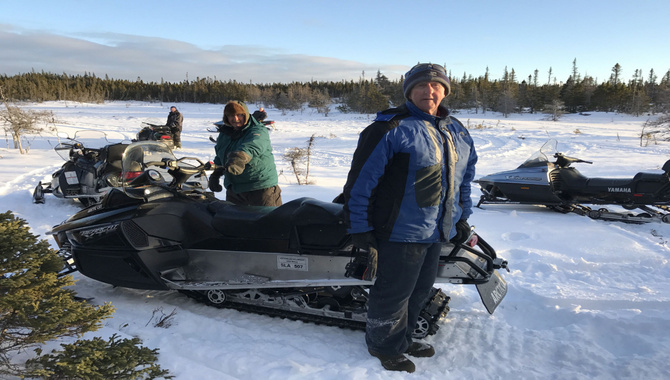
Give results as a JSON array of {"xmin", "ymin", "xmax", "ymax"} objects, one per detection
[{"xmin": 222, "ymin": 100, "xmax": 251, "ymax": 128}]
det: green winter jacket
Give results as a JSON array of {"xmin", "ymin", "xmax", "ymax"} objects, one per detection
[{"xmin": 213, "ymin": 102, "xmax": 279, "ymax": 193}]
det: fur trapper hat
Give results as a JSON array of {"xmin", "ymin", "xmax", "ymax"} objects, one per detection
[
  {"xmin": 223, "ymin": 101, "xmax": 249, "ymax": 125},
  {"xmin": 402, "ymin": 63, "xmax": 451, "ymax": 99}
]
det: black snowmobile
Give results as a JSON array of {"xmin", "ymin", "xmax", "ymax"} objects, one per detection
[
  {"xmin": 136, "ymin": 122, "xmax": 175, "ymax": 149},
  {"xmin": 33, "ymin": 131, "xmax": 129, "ymax": 207},
  {"xmin": 476, "ymin": 139, "xmax": 670, "ymax": 223},
  {"xmin": 50, "ymin": 141, "xmax": 508, "ymax": 338}
]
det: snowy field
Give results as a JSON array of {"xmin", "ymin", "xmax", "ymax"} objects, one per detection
[{"xmin": 2, "ymin": 101, "xmax": 669, "ymax": 379}]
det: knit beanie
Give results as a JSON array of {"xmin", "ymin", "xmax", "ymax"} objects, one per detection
[
  {"xmin": 402, "ymin": 63, "xmax": 451, "ymax": 99},
  {"xmin": 223, "ymin": 101, "xmax": 249, "ymax": 125}
]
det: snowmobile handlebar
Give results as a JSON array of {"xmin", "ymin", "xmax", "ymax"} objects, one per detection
[
  {"xmin": 554, "ymin": 152, "xmax": 593, "ymax": 168},
  {"xmin": 145, "ymin": 157, "xmax": 210, "ymax": 174},
  {"xmin": 142, "ymin": 122, "xmax": 167, "ymax": 128},
  {"xmin": 67, "ymin": 143, "xmax": 100, "ymax": 161},
  {"xmin": 140, "ymin": 158, "xmax": 222, "ymax": 190}
]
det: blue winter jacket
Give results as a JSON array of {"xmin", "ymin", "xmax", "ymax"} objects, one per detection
[{"xmin": 343, "ymin": 101, "xmax": 477, "ymax": 242}]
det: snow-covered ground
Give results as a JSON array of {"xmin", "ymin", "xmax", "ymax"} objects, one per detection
[{"xmin": 2, "ymin": 101, "xmax": 669, "ymax": 379}]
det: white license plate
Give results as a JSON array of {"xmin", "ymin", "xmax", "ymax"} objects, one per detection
[{"xmin": 277, "ymin": 255, "xmax": 308, "ymax": 271}]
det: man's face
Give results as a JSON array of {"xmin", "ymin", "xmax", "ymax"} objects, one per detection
[
  {"xmin": 228, "ymin": 113, "xmax": 246, "ymax": 128},
  {"xmin": 409, "ymin": 81, "xmax": 446, "ymax": 115},
  {"xmin": 170, "ymin": 107, "xmax": 176, "ymax": 112}
]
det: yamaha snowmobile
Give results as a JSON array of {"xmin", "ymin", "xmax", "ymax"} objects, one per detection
[
  {"xmin": 50, "ymin": 141, "xmax": 508, "ymax": 338},
  {"xmin": 136, "ymin": 122, "xmax": 175, "ymax": 149},
  {"xmin": 33, "ymin": 131, "xmax": 129, "ymax": 207},
  {"xmin": 476, "ymin": 139, "xmax": 670, "ymax": 223}
]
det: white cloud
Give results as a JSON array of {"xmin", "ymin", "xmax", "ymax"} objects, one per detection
[{"xmin": 0, "ymin": 28, "xmax": 405, "ymax": 83}]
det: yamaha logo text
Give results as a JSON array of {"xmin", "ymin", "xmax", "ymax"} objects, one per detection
[{"xmin": 607, "ymin": 187, "xmax": 631, "ymax": 193}]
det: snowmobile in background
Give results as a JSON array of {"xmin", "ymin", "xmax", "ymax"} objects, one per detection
[
  {"xmin": 208, "ymin": 108, "xmax": 275, "ymax": 143},
  {"xmin": 33, "ymin": 131, "xmax": 129, "ymax": 207},
  {"xmin": 476, "ymin": 139, "xmax": 670, "ymax": 223},
  {"xmin": 136, "ymin": 122, "xmax": 175, "ymax": 149},
  {"xmin": 50, "ymin": 141, "xmax": 508, "ymax": 338},
  {"xmin": 253, "ymin": 108, "xmax": 277, "ymax": 131}
]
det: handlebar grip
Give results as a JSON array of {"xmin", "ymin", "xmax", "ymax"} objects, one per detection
[{"xmin": 205, "ymin": 161, "xmax": 224, "ymax": 171}]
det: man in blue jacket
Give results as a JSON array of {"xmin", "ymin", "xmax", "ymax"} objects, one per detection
[{"xmin": 343, "ymin": 63, "xmax": 477, "ymax": 373}]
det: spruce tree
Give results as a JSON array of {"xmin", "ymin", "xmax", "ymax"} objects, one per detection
[{"xmin": 0, "ymin": 211, "xmax": 171, "ymax": 379}]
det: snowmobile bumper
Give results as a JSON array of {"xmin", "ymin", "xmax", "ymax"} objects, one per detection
[
  {"xmin": 436, "ymin": 233, "xmax": 508, "ymax": 314},
  {"xmin": 475, "ymin": 269, "xmax": 507, "ymax": 313}
]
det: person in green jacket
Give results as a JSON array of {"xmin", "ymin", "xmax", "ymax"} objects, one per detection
[{"xmin": 208, "ymin": 100, "xmax": 282, "ymax": 206}]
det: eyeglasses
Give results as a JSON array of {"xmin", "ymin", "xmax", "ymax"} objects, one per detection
[{"xmin": 406, "ymin": 63, "xmax": 447, "ymax": 77}]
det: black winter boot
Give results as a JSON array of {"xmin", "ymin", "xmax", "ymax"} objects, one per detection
[
  {"xmin": 368, "ymin": 350, "xmax": 415, "ymax": 373},
  {"xmin": 405, "ymin": 342, "xmax": 435, "ymax": 358}
]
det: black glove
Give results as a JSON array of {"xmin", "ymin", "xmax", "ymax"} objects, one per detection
[
  {"xmin": 351, "ymin": 232, "xmax": 377, "ymax": 281},
  {"xmin": 450, "ymin": 219, "xmax": 471, "ymax": 245},
  {"xmin": 208, "ymin": 168, "xmax": 224, "ymax": 192},
  {"xmin": 351, "ymin": 231, "xmax": 376, "ymax": 249}
]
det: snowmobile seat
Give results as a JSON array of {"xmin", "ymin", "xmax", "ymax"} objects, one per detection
[
  {"xmin": 585, "ymin": 178, "xmax": 633, "ymax": 189},
  {"xmin": 207, "ymin": 197, "xmax": 349, "ymax": 249},
  {"xmin": 631, "ymin": 172, "xmax": 669, "ymax": 194},
  {"xmin": 633, "ymin": 172, "xmax": 666, "ymax": 182},
  {"xmin": 208, "ymin": 197, "xmax": 308, "ymax": 239}
]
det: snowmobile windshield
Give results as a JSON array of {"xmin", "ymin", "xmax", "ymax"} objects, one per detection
[
  {"xmin": 120, "ymin": 141, "xmax": 176, "ymax": 198},
  {"xmin": 518, "ymin": 139, "xmax": 558, "ymax": 168},
  {"xmin": 54, "ymin": 130, "xmax": 109, "ymax": 161}
]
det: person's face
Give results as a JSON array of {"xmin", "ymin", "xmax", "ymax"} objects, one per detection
[
  {"xmin": 228, "ymin": 113, "xmax": 246, "ymax": 128},
  {"xmin": 409, "ymin": 81, "xmax": 446, "ymax": 115},
  {"xmin": 170, "ymin": 107, "xmax": 176, "ymax": 112}
]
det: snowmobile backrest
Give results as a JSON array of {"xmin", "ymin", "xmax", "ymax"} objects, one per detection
[
  {"xmin": 662, "ymin": 159, "xmax": 670, "ymax": 176},
  {"xmin": 101, "ymin": 143, "xmax": 130, "ymax": 171},
  {"xmin": 291, "ymin": 198, "xmax": 344, "ymax": 225},
  {"xmin": 290, "ymin": 199, "xmax": 348, "ymax": 249},
  {"xmin": 106, "ymin": 143, "xmax": 128, "ymax": 161}
]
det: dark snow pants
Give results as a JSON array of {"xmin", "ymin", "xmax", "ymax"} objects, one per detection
[
  {"xmin": 365, "ymin": 240, "xmax": 442, "ymax": 356},
  {"xmin": 226, "ymin": 185, "xmax": 283, "ymax": 207},
  {"xmin": 172, "ymin": 129, "xmax": 181, "ymax": 148}
]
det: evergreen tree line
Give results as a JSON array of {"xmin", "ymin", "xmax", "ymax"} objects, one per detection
[{"xmin": 2, "ymin": 61, "xmax": 669, "ymax": 116}]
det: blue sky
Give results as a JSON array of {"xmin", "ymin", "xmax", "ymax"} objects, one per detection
[{"xmin": 2, "ymin": 0, "xmax": 669, "ymax": 85}]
